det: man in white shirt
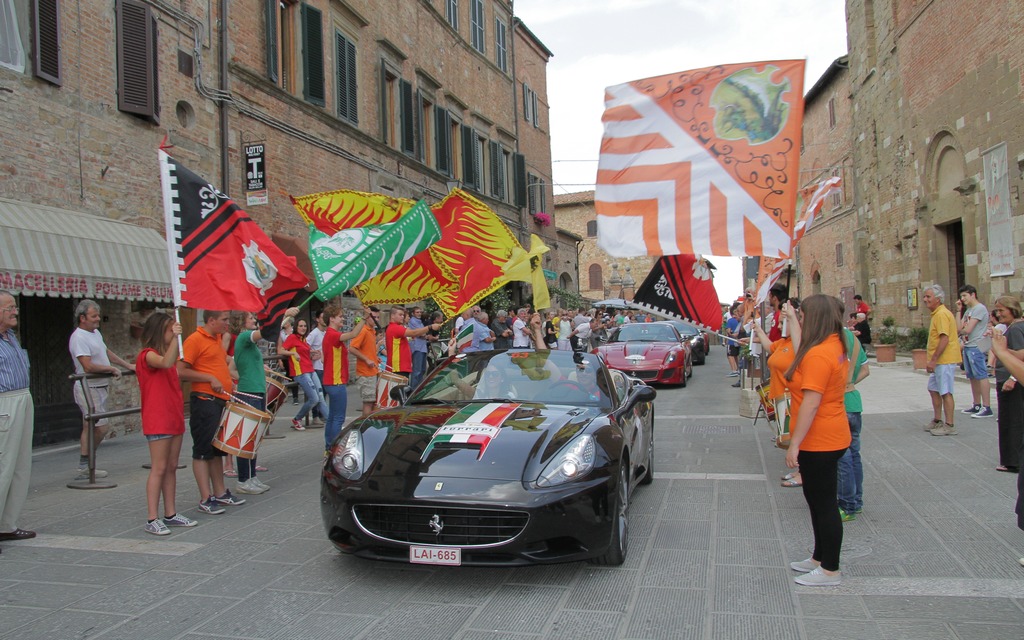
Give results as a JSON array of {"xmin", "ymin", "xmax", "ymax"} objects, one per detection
[
  {"xmin": 512, "ymin": 307, "xmax": 532, "ymax": 348},
  {"xmin": 69, "ymin": 299, "xmax": 135, "ymax": 480},
  {"xmin": 305, "ymin": 310, "xmax": 327, "ymax": 423}
]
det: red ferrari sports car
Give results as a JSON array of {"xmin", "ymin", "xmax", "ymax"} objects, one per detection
[{"xmin": 594, "ymin": 322, "xmax": 693, "ymax": 386}]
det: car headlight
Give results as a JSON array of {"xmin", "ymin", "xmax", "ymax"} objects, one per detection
[
  {"xmin": 664, "ymin": 351, "xmax": 679, "ymax": 365},
  {"xmin": 331, "ymin": 429, "xmax": 364, "ymax": 480},
  {"xmin": 536, "ymin": 434, "xmax": 596, "ymax": 487}
]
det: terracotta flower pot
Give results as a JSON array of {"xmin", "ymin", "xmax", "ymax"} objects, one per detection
[
  {"xmin": 911, "ymin": 349, "xmax": 928, "ymax": 369},
  {"xmin": 874, "ymin": 343, "xmax": 896, "ymax": 363}
]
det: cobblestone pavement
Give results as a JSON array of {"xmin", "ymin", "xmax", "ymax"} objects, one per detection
[{"xmin": 1, "ymin": 354, "xmax": 1022, "ymax": 639}]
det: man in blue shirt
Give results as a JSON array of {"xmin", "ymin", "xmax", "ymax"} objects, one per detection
[
  {"xmin": 408, "ymin": 306, "xmax": 428, "ymax": 388},
  {"xmin": 0, "ymin": 290, "xmax": 36, "ymax": 546}
]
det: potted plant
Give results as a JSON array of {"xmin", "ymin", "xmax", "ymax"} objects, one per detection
[
  {"xmin": 532, "ymin": 211, "xmax": 552, "ymax": 227},
  {"xmin": 901, "ymin": 326, "xmax": 930, "ymax": 369},
  {"xmin": 874, "ymin": 316, "xmax": 898, "ymax": 363}
]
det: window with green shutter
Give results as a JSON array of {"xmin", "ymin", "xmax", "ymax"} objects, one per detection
[
  {"xmin": 335, "ymin": 31, "xmax": 357, "ymax": 124},
  {"xmin": 301, "ymin": 3, "xmax": 325, "ymax": 107},
  {"xmin": 116, "ymin": 0, "xmax": 158, "ymax": 121},
  {"xmin": 400, "ymin": 79, "xmax": 415, "ymax": 155},
  {"xmin": 33, "ymin": 0, "xmax": 61, "ymax": 85},
  {"xmin": 435, "ymin": 108, "xmax": 451, "ymax": 176}
]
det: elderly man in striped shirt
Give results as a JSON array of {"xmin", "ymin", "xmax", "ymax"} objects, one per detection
[{"xmin": 0, "ymin": 290, "xmax": 36, "ymax": 549}]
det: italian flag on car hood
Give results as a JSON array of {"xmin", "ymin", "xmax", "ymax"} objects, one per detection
[{"xmin": 421, "ymin": 402, "xmax": 521, "ymax": 461}]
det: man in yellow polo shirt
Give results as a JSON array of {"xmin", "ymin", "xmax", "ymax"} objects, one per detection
[{"xmin": 923, "ymin": 284, "xmax": 963, "ymax": 436}]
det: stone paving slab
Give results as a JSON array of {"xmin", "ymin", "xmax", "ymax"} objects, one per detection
[{"xmin": 1, "ymin": 358, "xmax": 1023, "ymax": 639}]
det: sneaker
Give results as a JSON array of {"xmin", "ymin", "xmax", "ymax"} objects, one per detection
[
  {"xmin": 162, "ymin": 513, "xmax": 198, "ymax": 527},
  {"xmin": 312, "ymin": 417, "xmax": 326, "ymax": 426},
  {"xmin": 74, "ymin": 468, "xmax": 109, "ymax": 480},
  {"xmin": 252, "ymin": 477, "xmax": 271, "ymax": 491},
  {"xmin": 924, "ymin": 418, "xmax": 942, "ymax": 432},
  {"xmin": 929, "ymin": 423, "xmax": 958, "ymax": 436},
  {"xmin": 145, "ymin": 519, "xmax": 171, "ymax": 536},
  {"xmin": 235, "ymin": 478, "xmax": 267, "ymax": 495},
  {"xmin": 794, "ymin": 566, "xmax": 841, "ymax": 586},
  {"xmin": 839, "ymin": 507, "xmax": 857, "ymax": 522},
  {"xmin": 971, "ymin": 406, "xmax": 994, "ymax": 419},
  {"xmin": 727, "ymin": 371, "xmax": 740, "ymax": 377},
  {"xmin": 292, "ymin": 399, "xmax": 299, "ymax": 406},
  {"xmin": 731, "ymin": 381, "xmax": 741, "ymax": 388},
  {"xmin": 212, "ymin": 490, "xmax": 246, "ymax": 506},
  {"xmin": 198, "ymin": 498, "xmax": 226, "ymax": 515},
  {"xmin": 790, "ymin": 557, "xmax": 820, "ymax": 572},
  {"xmin": 961, "ymin": 404, "xmax": 981, "ymax": 415},
  {"xmin": 255, "ymin": 465, "xmax": 268, "ymax": 472},
  {"xmin": 291, "ymin": 419, "xmax": 306, "ymax": 431}
]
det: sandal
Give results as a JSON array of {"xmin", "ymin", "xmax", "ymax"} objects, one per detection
[
  {"xmin": 781, "ymin": 471, "xmax": 799, "ymax": 481},
  {"xmin": 0, "ymin": 528, "xmax": 36, "ymax": 541},
  {"xmin": 996, "ymin": 466, "xmax": 1018, "ymax": 473},
  {"xmin": 224, "ymin": 469, "xmax": 237, "ymax": 477},
  {"xmin": 781, "ymin": 477, "xmax": 802, "ymax": 488}
]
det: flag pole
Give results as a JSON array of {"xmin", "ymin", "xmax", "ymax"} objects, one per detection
[{"xmin": 174, "ymin": 306, "xmax": 184, "ymax": 358}]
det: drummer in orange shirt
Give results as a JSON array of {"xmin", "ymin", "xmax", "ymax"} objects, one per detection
[
  {"xmin": 782, "ymin": 295, "xmax": 851, "ymax": 587},
  {"xmin": 751, "ymin": 299, "xmax": 802, "ymax": 486}
]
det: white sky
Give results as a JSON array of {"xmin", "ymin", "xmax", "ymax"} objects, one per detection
[{"xmin": 513, "ymin": 0, "xmax": 850, "ymax": 302}]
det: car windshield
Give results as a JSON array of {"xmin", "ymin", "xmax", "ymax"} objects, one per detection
[
  {"xmin": 670, "ymin": 322, "xmax": 699, "ymax": 337},
  {"xmin": 408, "ymin": 350, "xmax": 612, "ymax": 408},
  {"xmin": 612, "ymin": 323, "xmax": 679, "ymax": 343}
]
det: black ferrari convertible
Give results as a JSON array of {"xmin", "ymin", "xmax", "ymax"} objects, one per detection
[{"xmin": 321, "ymin": 349, "xmax": 656, "ymax": 566}]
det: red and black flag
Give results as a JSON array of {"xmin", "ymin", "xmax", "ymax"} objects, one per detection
[
  {"xmin": 159, "ymin": 149, "xmax": 307, "ymax": 341},
  {"xmin": 631, "ymin": 255, "xmax": 723, "ymax": 331}
]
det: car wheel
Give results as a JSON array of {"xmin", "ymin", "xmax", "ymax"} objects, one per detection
[
  {"xmin": 687, "ymin": 355, "xmax": 693, "ymax": 378},
  {"xmin": 679, "ymin": 365, "xmax": 687, "ymax": 387},
  {"xmin": 640, "ymin": 425, "xmax": 654, "ymax": 486},
  {"xmin": 589, "ymin": 461, "xmax": 630, "ymax": 566}
]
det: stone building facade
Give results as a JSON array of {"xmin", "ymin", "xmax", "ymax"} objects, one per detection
[
  {"xmin": 0, "ymin": 0, "xmax": 555, "ymax": 443},
  {"xmin": 797, "ymin": 1, "xmax": 1024, "ymax": 332},
  {"xmin": 554, "ymin": 190, "xmax": 655, "ymax": 304}
]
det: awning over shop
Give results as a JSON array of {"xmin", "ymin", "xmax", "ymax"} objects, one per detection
[{"xmin": 0, "ymin": 197, "xmax": 174, "ymax": 302}]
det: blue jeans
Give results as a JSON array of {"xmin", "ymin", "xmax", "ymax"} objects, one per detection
[
  {"xmin": 836, "ymin": 412, "xmax": 863, "ymax": 512},
  {"xmin": 295, "ymin": 373, "xmax": 328, "ymax": 422},
  {"xmin": 410, "ymin": 351, "xmax": 427, "ymax": 389},
  {"xmin": 234, "ymin": 393, "xmax": 265, "ymax": 483},
  {"xmin": 324, "ymin": 384, "xmax": 348, "ymax": 449}
]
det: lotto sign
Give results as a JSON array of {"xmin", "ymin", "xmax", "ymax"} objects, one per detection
[{"xmin": 244, "ymin": 144, "xmax": 267, "ymax": 205}]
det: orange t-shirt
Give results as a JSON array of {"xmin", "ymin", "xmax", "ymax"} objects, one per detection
[
  {"xmin": 788, "ymin": 334, "xmax": 851, "ymax": 452},
  {"xmin": 181, "ymin": 326, "xmax": 233, "ymax": 400},
  {"xmin": 767, "ymin": 337, "xmax": 795, "ymax": 400},
  {"xmin": 349, "ymin": 322, "xmax": 379, "ymax": 378}
]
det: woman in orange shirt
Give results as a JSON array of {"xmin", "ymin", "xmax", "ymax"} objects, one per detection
[
  {"xmin": 783, "ymin": 295, "xmax": 850, "ymax": 587},
  {"xmin": 752, "ymin": 299, "xmax": 802, "ymax": 486}
]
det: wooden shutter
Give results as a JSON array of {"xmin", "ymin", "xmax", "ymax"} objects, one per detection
[
  {"xmin": 513, "ymin": 153, "xmax": 526, "ymax": 207},
  {"xmin": 379, "ymin": 63, "xmax": 389, "ymax": 143},
  {"xmin": 301, "ymin": 3, "xmax": 325, "ymax": 106},
  {"xmin": 522, "ymin": 83, "xmax": 531, "ymax": 123},
  {"xmin": 435, "ymin": 108, "xmax": 450, "ymax": 175},
  {"xmin": 461, "ymin": 124, "xmax": 476, "ymax": 188},
  {"xmin": 400, "ymin": 79, "xmax": 415, "ymax": 155},
  {"xmin": 531, "ymin": 91, "xmax": 539, "ymax": 127},
  {"xmin": 335, "ymin": 31, "xmax": 357, "ymax": 124},
  {"xmin": 265, "ymin": 0, "xmax": 277, "ymax": 83},
  {"xmin": 414, "ymin": 90, "xmax": 424, "ymax": 162},
  {"xmin": 489, "ymin": 141, "xmax": 502, "ymax": 199},
  {"xmin": 33, "ymin": 0, "xmax": 61, "ymax": 85},
  {"xmin": 116, "ymin": 0, "xmax": 156, "ymax": 118}
]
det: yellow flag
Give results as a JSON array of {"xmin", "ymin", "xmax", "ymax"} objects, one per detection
[{"xmin": 502, "ymin": 234, "xmax": 551, "ymax": 310}]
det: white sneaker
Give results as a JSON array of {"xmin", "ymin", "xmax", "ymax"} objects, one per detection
[
  {"xmin": 75, "ymin": 467, "xmax": 109, "ymax": 480},
  {"xmin": 236, "ymin": 478, "xmax": 267, "ymax": 495},
  {"xmin": 789, "ymin": 557, "xmax": 820, "ymax": 572},
  {"xmin": 794, "ymin": 566, "xmax": 841, "ymax": 586},
  {"xmin": 145, "ymin": 519, "xmax": 171, "ymax": 536},
  {"xmin": 252, "ymin": 477, "xmax": 271, "ymax": 491}
]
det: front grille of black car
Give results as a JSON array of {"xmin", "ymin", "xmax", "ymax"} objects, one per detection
[{"xmin": 352, "ymin": 504, "xmax": 530, "ymax": 548}]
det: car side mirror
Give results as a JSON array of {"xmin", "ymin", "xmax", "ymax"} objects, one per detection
[
  {"xmin": 390, "ymin": 385, "xmax": 411, "ymax": 404},
  {"xmin": 612, "ymin": 384, "xmax": 656, "ymax": 421}
]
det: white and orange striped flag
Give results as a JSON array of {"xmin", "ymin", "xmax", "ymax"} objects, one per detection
[
  {"xmin": 596, "ymin": 60, "xmax": 805, "ymax": 258},
  {"xmin": 752, "ymin": 175, "xmax": 843, "ymax": 304}
]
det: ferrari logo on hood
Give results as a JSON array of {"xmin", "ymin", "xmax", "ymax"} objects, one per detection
[{"xmin": 421, "ymin": 402, "xmax": 520, "ymax": 461}]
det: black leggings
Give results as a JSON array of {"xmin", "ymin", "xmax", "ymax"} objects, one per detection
[{"xmin": 797, "ymin": 448, "xmax": 847, "ymax": 571}]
